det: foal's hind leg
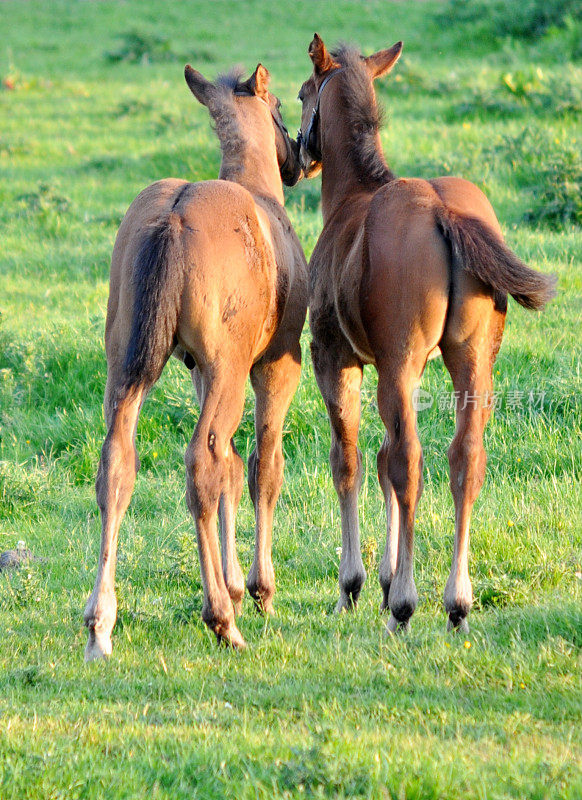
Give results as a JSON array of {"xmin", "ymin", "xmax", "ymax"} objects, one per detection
[
  {"xmin": 311, "ymin": 335, "xmax": 365, "ymax": 611},
  {"xmin": 185, "ymin": 368, "xmax": 247, "ymax": 647},
  {"xmin": 377, "ymin": 435, "xmax": 400, "ymax": 611},
  {"xmin": 246, "ymin": 345, "xmax": 301, "ymax": 614},
  {"xmin": 84, "ymin": 379, "xmax": 146, "ymax": 661},
  {"xmin": 377, "ymin": 364, "xmax": 427, "ymax": 633},
  {"xmin": 191, "ymin": 368, "xmax": 245, "ymax": 614},
  {"xmin": 218, "ymin": 442, "xmax": 245, "ymax": 614},
  {"xmin": 440, "ymin": 311, "xmax": 504, "ymax": 632}
]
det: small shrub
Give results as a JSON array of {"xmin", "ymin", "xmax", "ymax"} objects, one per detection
[
  {"xmin": 105, "ymin": 30, "xmax": 213, "ymax": 65},
  {"xmin": 113, "ymin": 98, "xmax": 153, "ymax": 118},
  {"xmin": 450, "ymin": 69, "xmax": 582, "ymax": 120},
  {"xmin": 524, "ymin": 149, "xmax": 582, "ymax": 228},
  {"xmin": 16, "ymin": 182, "xmax": 70, "ymax": 215},
  {"xmin": 0, "ymin": 563, "xmax": 45, "ymax": 610},
  {"xmin": 501, "ymin": 69, "xmax": 582, "ymax": 114},
  {"xmin": 437, "ymin": 0, "xmax": 582, "ymax": 42}
]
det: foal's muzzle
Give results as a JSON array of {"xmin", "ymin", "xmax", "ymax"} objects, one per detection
[{"xmin": 280, "ymin": 136, "xmax": 303, "ymax": 187}]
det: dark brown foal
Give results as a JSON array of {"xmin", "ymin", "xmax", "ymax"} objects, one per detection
[{"xmin": 298, "ymin": 35, "xmax": 555, "ymax": 633}]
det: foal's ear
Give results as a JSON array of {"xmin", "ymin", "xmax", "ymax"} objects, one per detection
[
  {"xmin": 184, "ymin": 64, "xmax": 215, "ymax": 106},
  {"xmin": 364, "ymin": 41, "xmax": 403, "ymax": 80},
  {"xmin": 308, "ymin": 33, "xmax": 339, "ymax": 75},
  {"xmin": 249, "ymin": 63, "xmax": 271, "ymax": 101}
]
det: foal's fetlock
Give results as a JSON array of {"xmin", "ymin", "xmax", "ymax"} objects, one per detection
[
  {"xmin": 228, "ymin": 584, "xmax": 245, "ymax": 617},
  {"xmin": 84, "ymin": 591, "xmax": 116, "ymax": 662},
  {"xmin": 225, "ymin": 571, "xmax": 245, "ymax": 616}
]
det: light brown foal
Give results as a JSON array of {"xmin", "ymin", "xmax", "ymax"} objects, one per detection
[
  {"xmin": 84, "ymin": 64, "xmax": 308, "ymax": 659},
  {"xmin": 297, "ymin": 35, "xmax": 555, "ymax": 633}
]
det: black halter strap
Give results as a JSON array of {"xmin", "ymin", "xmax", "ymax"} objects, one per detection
[
  {"xmin": 297, "ymin": 68, "xmax": 344, "ymax": 162},
  {"xmin": 269, "ymin": 109, "xmax": 296, "ymax": 178}
]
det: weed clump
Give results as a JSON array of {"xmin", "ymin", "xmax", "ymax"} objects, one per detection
[
  {"xmin": 450, "ymin": 68, "xmax": 582, "ymax": 119},
  {"xmin": 483, "ymin": 130, "xmax": 582, "ymax": 227},
  {"xmin": 16, "ymin": 182, "xmax": 70, "ymax": 215},
  {"xmin": 105, "ymin": 29, "xmax": 213, "ymax": 65},
  {"xmin": 524, "ymin": 149, "xmax": 582, "ymax": 228},
  {"xmin": 437, "ymin": 0, "xmax": 582, "ymax": 42}
]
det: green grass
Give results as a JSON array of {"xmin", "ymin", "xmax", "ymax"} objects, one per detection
[{"xmin": 1, "ymin": 1, "xmax": 581, "ymax": 798}]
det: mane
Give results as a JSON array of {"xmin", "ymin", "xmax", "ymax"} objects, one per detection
[
  {"xmin": 207, "ymin": 67, "xmax": 253, "ymax": 177},
  {"xmin": 330, "ymin": 45, "xmax": 395, "ymax": 188}
]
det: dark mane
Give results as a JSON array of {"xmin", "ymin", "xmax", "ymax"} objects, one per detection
[
  {"xmin": 216, "ymin": 67, "xmax": 247, "ymax": 93},
  {"xmin": 207, "ymin": 68, "xmax": 251, "ymax": 178},
  {"xmin": 330, "ymin": 45, "xmax": 395, "ymax": 188}
]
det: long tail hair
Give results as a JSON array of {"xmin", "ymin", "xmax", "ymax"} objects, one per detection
[
  {"xmin": 436, "ymin": 208, "xmax": 556, "ymax": 310},
  {"xmin": 122, "ymin": 212, "xmax": 186, "ymax": 391}
]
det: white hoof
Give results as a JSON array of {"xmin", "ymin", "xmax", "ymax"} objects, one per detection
[{"xmin": 85, "ymin": 629, "xmax": 112, "ymax": 662}]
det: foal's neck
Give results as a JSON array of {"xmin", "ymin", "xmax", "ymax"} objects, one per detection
[
  {"xmin": 220, "ymin": 142, "xmax": 284, "ymax": 205},
  {"xmin": 321, "ymin": 128, "xmax": 393, "ymax": 224}
]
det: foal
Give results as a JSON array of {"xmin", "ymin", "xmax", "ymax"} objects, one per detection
[
  {"xmin": 84, "ymin": 64, "xmax": 308, "ymax": 659},
  {"xmin": 297, "ymin": 35, "xmax": 555, "ymax": 633}
]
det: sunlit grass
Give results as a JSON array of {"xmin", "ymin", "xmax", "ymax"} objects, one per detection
[{"xmin": 1, "ymin": 1, "xmax": 581, "ymax": 798}]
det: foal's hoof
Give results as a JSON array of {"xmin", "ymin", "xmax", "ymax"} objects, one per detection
[
  {"xmin": 216, "ymin": 624, "xmax": 246, "ymax": 650},
  {"xmin": 385, "ymin": 613, "xmax": 410, "ymax": 635},
  {"xmin": 335, "ymin": 590, "xmax": 359, "ymax": 613},
  {"xmin": 247, "ymin": 585, "xmax": 275, "ymax": 616},
  {"xmin": 85, "ymin": 629, "xmax": 112, "ymax": 662},
  {"xmin": 334, "ymin": 596, "xmax": 349, "ymax": 614},
  {"xmin": 447, "ymin": 616, "xmax": 470, "ymax": 634}
]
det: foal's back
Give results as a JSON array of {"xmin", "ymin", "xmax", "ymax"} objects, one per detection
[{"xmin": 108, "ymin": 176, "xmax": 285, "ymax": 380}]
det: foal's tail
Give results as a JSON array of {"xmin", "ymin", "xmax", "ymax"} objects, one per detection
[
  {"xmin": 122, "ymin": 213, "xmax": 186, "ymax": 391},
  {"xmin": 435, "ymin": 208, "xmax": 556, "ymax": 310}
]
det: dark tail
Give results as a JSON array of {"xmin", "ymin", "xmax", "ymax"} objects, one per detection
[
  {"xmin": 436, "ymin": 208, "xmax": 556, "ymax": 310},
  {"xmin": 122, "ymin": 212, "xmax": 186, "ymax": 391}
]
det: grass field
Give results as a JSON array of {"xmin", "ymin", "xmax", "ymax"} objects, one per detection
[{"xmin": 1, "ymin": 1, "xmax": 581, "ymax": 797}]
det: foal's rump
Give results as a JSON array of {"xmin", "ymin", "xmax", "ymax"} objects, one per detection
[
  {"xmin": 361, "ymin": 178, "xmax": 450, "ymax": 365},
  {"xmin": 361, "ymin": 176, "xmax": 555, "ymax": 368},
  {"xmin": 109, "ymin": 179, "xmax": 276, "ymax": 392},
  {"xmin": 431, "ymin": 176, "xmax": 556, "ymax": 311}
]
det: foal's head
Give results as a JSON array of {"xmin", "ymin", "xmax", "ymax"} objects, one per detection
[
  {"xmin": 297, "ymin": 34, "xmax": 402, "ymax": 180},
  {"xmin": 185, "ymin": 63, "xmax": 302, "ymax": 188}
]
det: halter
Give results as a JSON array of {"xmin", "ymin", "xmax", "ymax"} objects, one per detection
[{"xmin": 297, "ymin": 68, "xmax": 344, "ymax": 162}]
